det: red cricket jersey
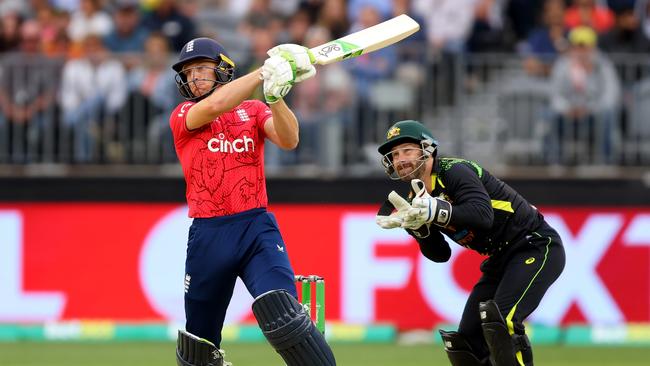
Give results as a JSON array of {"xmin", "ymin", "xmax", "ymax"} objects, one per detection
[{"xmin": 169, "ymin": 99, "xmax": 273, "ymax": 218}]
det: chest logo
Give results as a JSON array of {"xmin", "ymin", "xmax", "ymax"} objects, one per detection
[
  {"xmin": 236, "ymin": 109, "xmax": 250, "ymax": 121},
  {"xmin": 207, "ymin": 133, "xmax": 255, "ymax": 153}
]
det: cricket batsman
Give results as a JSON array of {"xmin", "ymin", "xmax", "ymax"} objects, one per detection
[
  {"xmin": 169, "ymin": 37, "xmax": 335, "ymax": 366},
  {"xmin": 375, "ymin": 120, "xmax": 565, "ymax": 366}
]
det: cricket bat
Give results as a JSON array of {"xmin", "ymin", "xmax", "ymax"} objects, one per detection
[{"xmin": 309, "ymin": 14, "xmax": 420, "ymax": 65}]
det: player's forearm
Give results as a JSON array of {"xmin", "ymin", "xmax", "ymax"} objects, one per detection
[
  {"xmin": 269, "ymin": 99, "xmax": 299, "ymax": 150},
  {"xmin": 188, "ymin": 69, "xmax": 263, "ymax": 129},
  {"xmin": 413, "ymin": 230, "xmax": 451, "ymax": 262},
  {"xmin": 207, "ymin": 68, "xmax": 263, "ymax": 111}
]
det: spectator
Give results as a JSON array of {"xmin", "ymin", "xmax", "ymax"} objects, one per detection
[
  {"xmin": 345, "ymin": 5, "xmax": 396, "ymax": 102},
  {"xmin": 601, "ymin": 2, "xmax": 650, "ymax": 77},
  {"xmin": 318, "ymin": 0, "xmax": 349, "ymax": 40},
  {"xmin": 0, "ymin": 8, "xmax": 23, "ymax": 52},
  {"xmin": 344, "ymin": 5, "xmax": 397, "ymax": 153},
  {"xmin": 34, "ymin": 2, "xmax": 67, "ymax": 57},
  {"xmin": 240, "ymin": 26, "xmax": 279, "ymax": 101},
  {"xmin": 521, "ymin": 0, "xmax": 569, "ymax": 77},
  {"xmin": 412, "ymin": 0, "xmax": 477, "ymax": 54},
  {"xmin": 549, "ymin": 26, "xmax": 621, "ymax": 164},
  {"xmin": 142, "ymin": 0, "xmax": 196, "ymax": 52},
  {"xmin": 0, "ymin": 20, "xmax": 61, "ymax": 163},
  {"xmin": 26, "ymin": 0, "xmax": 52, "ymax": 16},
  {"xmin": 238, "ymin": 25, "xmax": 287, "ymax": 168},
  {"xmin": 0, "ymin": 0, "xmax": 29, "ymax": 18},
  {"xmin": 283, "ymin": 7, "xmax": 311, "ymax": 45},
  {"xmin": 564, "ymin": 0, "xmax": 615, "ymax": 33},
  {"xmin": 390, "ymin": 0, "xmax": 427, "ymax": 63},
  {"xmin": 467, "ymin": 0, "xmax": 509, "ymax": 53},
  {"xmin": 67, "ymin": 0, "xmax": 113, "ymax": 43},
  {"xmin": 506, "ymin": 0, "xmax": 546, "ymax": 42},
  {"xmin": 348, "ymin": 0, "xmax": 392, "ymax": 21},
  {"xmin": 103, "ymin": 0, "xmax": 149, "ymax": 54},
  {"xmin": 59, "ymin": 34, "xmax": 128, "ymax": 162},
  {"xmin": 289, "ymin": 25, "xmax": 353, "ymax": 167},
  {"xmin": 227, "ymin": 0, "xmax": 299, "ymax": 19},
  {"xmin": 635, "ymin": 0, "xmax": 650, "ymax": 43},
  {"xmin": 238, "ymin": 0, "xmax": 284, "ymax": 41},
  {"xmin": 50, "ymin": 0, "xmax": 80, "ymax": 13},
  {"xmin": 125, "ymin": 32, "xmax": 179, "ymax": 162}
]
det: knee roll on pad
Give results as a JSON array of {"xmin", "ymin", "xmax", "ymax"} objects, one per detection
[
  {"xmin": 439, "ymin": 330, "xmax": 490, "ymax": 366},
  {"xmin": 252, "ymin": 289, "xmax": 336, "ymax": 366},
  {"xmin": 479, "ymin": 300, "xmax": 532, "ymax": 366},
  {"xmin": 176, "ymin": 330, "xmax": 223, "ymax": 366}
]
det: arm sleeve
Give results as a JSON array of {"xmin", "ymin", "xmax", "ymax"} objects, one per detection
[
  {"xmin": 444, "ymin": 163, "xmax": 494, "ymax": 231},
  {"xmin": 407, "ymin": 228, "xmax": 451, "ymax": 263},
  {"xmin": 169, "ymin": 102, "xmax": 197, "ymax": 145},
  {"xmin": 253, "ymin": 99, "xmax": 272, "ymax": 140}
]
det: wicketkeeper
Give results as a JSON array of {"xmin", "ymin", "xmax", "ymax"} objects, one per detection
[{"xmin": 376, "ymin": 120, "xmax": 565, "ymax": 366}]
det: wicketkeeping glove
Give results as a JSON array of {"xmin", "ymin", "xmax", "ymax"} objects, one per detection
[
  {"xmin": 267, "ymin": 44, "xmax": 316, "ymax": 83},
  {"xmin": 376, "ymin": 191, "xmax": 412, "ymax": 229},
  {"xmin": 405, "ymin": 179, "xmax": 453, "ymax": 228},
  {"xmin": 261, "ymin": 55, "xmax": 295, "ymax": 104}
]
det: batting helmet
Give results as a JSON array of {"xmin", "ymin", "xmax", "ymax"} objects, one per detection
[
  {"xmin": 173, "ymin": 37, "xmax": 236, "ymax": 101},
  {"xmin": 378, "ymin": 120, "xmax": 437, "ymax": 156}
]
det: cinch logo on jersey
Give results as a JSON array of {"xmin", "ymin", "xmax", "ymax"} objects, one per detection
[{"xmin": 207, "ymin": 133, "xmax": 255, "ymax": 153}]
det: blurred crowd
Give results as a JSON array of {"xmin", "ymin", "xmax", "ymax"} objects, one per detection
[{"xmin": 0, "ymin": 0, "xmax": 649, "ymax": 167}]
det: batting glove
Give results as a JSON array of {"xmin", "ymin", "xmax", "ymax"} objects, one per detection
[
  {"xmin": 261, "ymin": 55, "xmax": 295, "ymax": 104},
  {"xmin": 268, "ymin": 44, "xmax": 316, "ymax": 83},
  {"xmin": 406, "ymin": 179, "xmax": 452, "ymax": 229},
  {"xmin": 376, "ymin": 191, "xmax": 412, "ymax": 229}
]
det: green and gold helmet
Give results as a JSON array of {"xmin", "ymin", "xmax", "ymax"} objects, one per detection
[
  {"xmin": 378, "ymin": 120, "xmax": 437, "ymax": 156},
  {"xmin": 378, "ymin": 120, "xmax": 438, "ymax": 178}
]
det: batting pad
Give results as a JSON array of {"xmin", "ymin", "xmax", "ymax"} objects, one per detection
[
  {"xmin": 176, "ymin": 330, "xmax": 223, "ymax": 366},
  {"xmin": 252, "ymin": 289, "xmax": 336, "ymax": 366}
]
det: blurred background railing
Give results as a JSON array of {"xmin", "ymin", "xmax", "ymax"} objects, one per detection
[
  {"xmin": 0, "ymin": 0, "xmax": 649, "ymax": 180},
  {"xmin": 1, "ymin": 50, "xmax": 649, "ymax": 177}
]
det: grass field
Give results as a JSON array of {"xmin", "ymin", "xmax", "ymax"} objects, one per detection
[{"xmin": 1, "ymin": 342, "xmax": 649, "ymax": 365}]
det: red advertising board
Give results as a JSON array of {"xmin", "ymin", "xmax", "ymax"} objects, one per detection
[{"xmin": 1, "ymin": 204, "xmax": 648, "ymax": 330}]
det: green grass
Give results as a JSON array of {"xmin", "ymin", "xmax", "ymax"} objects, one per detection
[{"xmin": 0, "ymin": 342, "xmax": 649, "ymax": 365}]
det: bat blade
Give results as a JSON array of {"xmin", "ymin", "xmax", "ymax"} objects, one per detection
[{"xmin": 309, "ymin": 14, "xmax": 420, "ymax": 65}]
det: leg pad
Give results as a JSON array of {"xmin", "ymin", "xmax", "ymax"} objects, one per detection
[
  {"xmin": 252, "ymin": 289, "xmax": 336, "ymax": 366},
  {"xmin": 439, "ymin": 330, "xmax": 490, "ymax": 366},
  {"xmin": 479, "ymin": 300, "xmax": 533, "ymax": 366},
  {"xmin": 176, "ymin": 330, "xmax": 223, "ymax": 366}
]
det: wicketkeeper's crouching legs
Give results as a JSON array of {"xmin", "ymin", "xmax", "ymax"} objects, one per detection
[
  {"xmin": 439, "ymin": 329, "xmax": 491, "ymax": 366},
  {"xmin": 252, "ymin": 289, "xmax": 336, "ymax": 366},
  {"xmin": 480, "ymin": 300, "xmax": 533, "ymax": 366}
]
